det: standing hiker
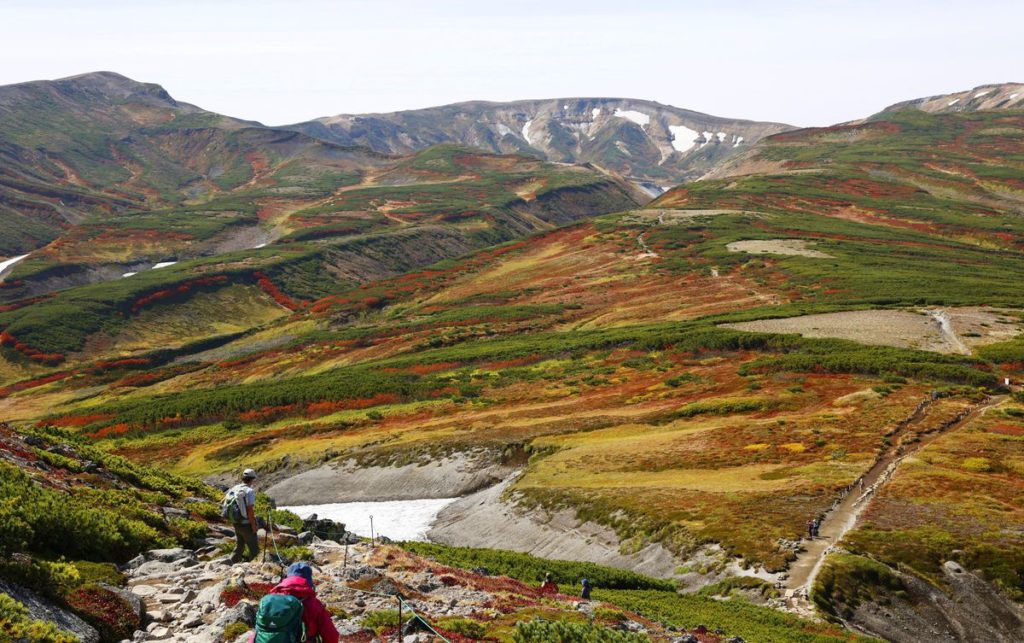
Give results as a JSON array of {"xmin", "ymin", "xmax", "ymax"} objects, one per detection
[
  {"xmin": 222, "ymin": 468, "xmax": 260, "ymax": 563},
  {"xmin": 580, "ymin": 578, "xmax": 592, "ymax": 600},
  {"xmin": 806, "ymin": 519, "xmax": 815, "ymax": 539},
  {"xmin": 812, "ymin": 518, "xmax": 821, "ymax": 538}
]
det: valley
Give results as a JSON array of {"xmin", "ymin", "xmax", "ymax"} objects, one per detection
[{"xmin": 0, "ymin": 72, "xmax": 1022, "ymax": 643}]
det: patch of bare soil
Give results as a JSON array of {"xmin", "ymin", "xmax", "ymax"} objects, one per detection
[
  {"xmin": 726, "ymin": 239, "xmax": 834, "ymax": 258},
  {"xmin": 723, "ymin": 308, "xmax": 1023, "ymax": 355}
]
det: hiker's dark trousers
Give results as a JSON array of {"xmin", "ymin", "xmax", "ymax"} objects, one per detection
[{"xmin": 232, "ymin": 522, "xmax": 260, "ymax": 562}]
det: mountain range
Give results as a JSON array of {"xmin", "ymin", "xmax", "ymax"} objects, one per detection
[{"xmin": 0, "ymin": 72, "xmax": 1023, "ymax": 643}]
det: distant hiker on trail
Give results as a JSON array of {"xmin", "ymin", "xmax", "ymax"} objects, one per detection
[
  {"xmin": 248, "ymin": 562, "xmax": 339, "ymax": 643},
  {"xmin": 812, "ymin": 518, "xmax": 821, "ymax": 538},
  {"xmin": 580, "ymin": 578, "xmax": 592, "ymax": 600},
  {"xmin": 222, "ymin": 468, "xmax": 259, "ymax": 564},
  {"xmin": 539, "ymin": 572, "xmax": 559, "ymax": 595},
  {"xmin": 806, "ymin": 519, "xmax": 815, "ymax": 539}
]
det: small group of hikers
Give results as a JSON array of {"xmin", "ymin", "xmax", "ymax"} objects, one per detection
[
  {"xmin": 806, "ymin": 517, "xmax": 822, "ymax": 539},
  {"xmin": 221, "ymin": 469, "xmax": 596, "ymax": 641},
  {"xmin": 539, "ymin": 573, "xmax": 593, "ymax": 600}
]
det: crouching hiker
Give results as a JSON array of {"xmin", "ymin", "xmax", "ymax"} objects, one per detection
[
  {"xmin": 249, "ymin": 563, "xmax": 339, "ymax": 643},
  {"xmin": 221, "ymin": 468, "xmax": 260, "ymax": 563},
  {"xmin": 539, "ymin": 572, "xmax": 559, "ymax": 595}
]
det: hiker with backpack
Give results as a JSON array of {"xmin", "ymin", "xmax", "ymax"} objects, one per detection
[
  {"xmin": 222, "ymin": 468, "xmax": 260, "ymax": 564},
  {"xmin": 539, "ymin": 572, "xmax": 559, "ymax": 595},
  {"xmin": 249, "ymin": 562, "xmax": 339, "ymax": 643},
  {"xmin": 580, "ymin": 578, "xmax": 592, "ymax": 600}
]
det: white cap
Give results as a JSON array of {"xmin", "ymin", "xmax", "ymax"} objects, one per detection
[{"xmin": 242, "ymin": 468, "xmax": 257, "ymax": 479}]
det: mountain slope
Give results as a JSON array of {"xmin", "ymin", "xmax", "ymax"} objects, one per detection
[
  {"xmin": 879, "ymin": 82, "xmax": 1024, "ymax": 115},
  {"xmin": 286, "ymin": 98, "xmax": 794, "ymax": 191},
  {"xmin": 0, "ymin": 74, "xmax": 642, "ymax": 349}
]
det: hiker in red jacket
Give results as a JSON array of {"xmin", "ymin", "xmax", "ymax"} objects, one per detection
[{"xmin": 249, "ymin": 570, "xmax": 339, "ymax": 643}]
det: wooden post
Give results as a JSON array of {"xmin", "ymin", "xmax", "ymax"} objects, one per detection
[
  {"xmin": 396, "ymin": 595, "xmax": 403, "ymax": 643},
  {"xmin": 370, "ymin": 514, "xmax": 375, "ymax": 547},
  {"xmin": 343, "ymin": 541, "xmax": 349, "ymax": 570}
]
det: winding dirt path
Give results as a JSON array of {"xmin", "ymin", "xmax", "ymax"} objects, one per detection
[{"xmin": 783, "ymin": 394, "xmax": 1006, "ymax": 601}]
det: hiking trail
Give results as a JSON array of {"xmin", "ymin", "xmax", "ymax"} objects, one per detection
[{"xmin": 781, "ymin": 394, "xmax": 1006, "ymax": 612}]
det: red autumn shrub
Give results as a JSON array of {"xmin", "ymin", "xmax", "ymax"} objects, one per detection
[
  {"xmin": 221, "ymin": 582, "xmax": 275, "ymax": 607},
  {"xmin": 66, "ymin": 584, "xmax": 141, "ymax": 641}
]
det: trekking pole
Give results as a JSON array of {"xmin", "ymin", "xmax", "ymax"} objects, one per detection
[
  {"xmin": 262, "ymin": 512, "xmax": 270, "ymax": 563},
  {"xmin": 343, "ymin": 541, "xmax": 349, "ymax": 570},
  {"xmin": 395, "ymin": 594, "xmax": 403, "ymax": 643},
  {"xmin": 370, "ymin": 515, "xmax": 375, "ymax": 547}
]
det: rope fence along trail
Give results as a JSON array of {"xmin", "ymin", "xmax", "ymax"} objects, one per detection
[
  {"xmin": 260, "ymin": 513, "xmax": 450, "ymax": 641},
  {"xmin": 343, "ymin": 585, "xmax": 452, "ymax": 642}
]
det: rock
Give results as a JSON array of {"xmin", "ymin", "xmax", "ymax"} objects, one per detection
[
  {"xmin": 183, "ymin": 615, "xmax": 204, "ymax": 628},
  {"xmin": 671, "ymin": 636, "xmax": 699, "ymax": 643},
  {"xmin": 100, "ymin": 583, "xmax": 145, "ymax": 622},
  {"xmin": 148, "ymin": 626, "xmax": 171, "ymax": 639},
  {"xmin": 135, "ymin": 560, "xmax": 181, "ymax": 577},
  {"xmin": 0, "ymin": 580, "xmax": 100, "ymax": 643},
  {"xmin": 147, "ymin": 610, "xmax": 168, "ymax": 624},
  {"xmin": 120, "ymin": 555, "xmax": 146, "ymax": 571},
  {"xmin": 372, "ymin": 578, "xmax": 400, "ymax": 596},
  {"xmin": 146, "ymin": 548, "xmax": 196, "ymax": 564},
  {"xmin": 161, "ymin": 507, "xmax": 189, "ymax": 520},
  {"xmin": 213, "ymin": 601, "xmax": 257, "ymax": 629},
  {"xmin": 130, "ymin": 585, "xmax": 160, "ymax": 598},
  {"xmin": 194, "ymin": 581, "xmax": 227, "ymax": 606},
  {"xmin": 297, "ymin": 531, "xmax": 314, "ymax": 544}
]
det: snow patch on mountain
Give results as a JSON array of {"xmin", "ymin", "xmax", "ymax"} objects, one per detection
[
  {"xmin": 592, "ymin": 107, "xmax": 602, "ymax": 118},
  {"xmin": 614, "ymin": 109, "xmax": 650, "ymax": 128},
  {"xmin": 522, "ymin": 120, "xmax": 533, "ymax": 144},
  {"xmin": 668, "ymin": 125, "xmax": 699, "ymax": 152}
]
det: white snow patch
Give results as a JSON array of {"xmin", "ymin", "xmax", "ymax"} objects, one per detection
[
  {"xmin": 974, "ymin": 90, "xmax": 990, "ymax": 98},
  {"xmin": 591, "ymin": 107, "xmax": 602, "ymax": 118},
  {"xmin": 615, "ymin": 140, "xmax": 632, "ymax": 156},
  {"xmin": 282, "ymin": 498, "xmax": 459, "ymax": 542},
  {"xmin": 496, "ymin": 123, "xmax": 512, "ymax": 137},
  {"xmin": 668, "ymin": 125, "xmax": 699, "ymax": 152},
  {"xmin": 733, "ymin": 136, "xmax": 744, "ymax": 147},
  {"xmin": 122, "ymin": 272, "xmax": 137, "ymax": 278},
  {"xmin": 716, "ymin": 132, "xmax": 726, "ymax": 142},
  {"xmin": 522, "ymin": 119, "xmax": 534, "ymax": 144},
  {"xmin": 613, "ymin": 109, "xmax": 651, "ymax": 128},
  {"xmin": 152, "ymin": 261, "xmax": 177, "ymax": 270},
  {"xmin": 948, "ymin": 99, "xmax": 960, "ymax": 106},
  {"xmin": 0, "ymin": 254, "xmax": 29, "ymax": 278},
  {"xmin": 254, "ymin": 243, "xmax": 267, "ymax": 249},
  {"xmin": 1010, "ymin": 93, "xmax": 1020, "ymax": 100},
  {"xmin": 700, "ymin": 131, "xmax": 714, "ymax": 147}
]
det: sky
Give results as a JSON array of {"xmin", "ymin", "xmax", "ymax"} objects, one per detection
[{"xmin": 1, "ymin": 0, "xmax": 1021, "ymax": 127}]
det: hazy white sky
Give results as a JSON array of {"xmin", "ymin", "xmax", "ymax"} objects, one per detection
[{"xmin": 2, "ymin": 0, "xmax": 1021, "ymax": 127}]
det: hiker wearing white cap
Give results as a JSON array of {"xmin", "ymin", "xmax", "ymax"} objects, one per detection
[{"xmin": 220, "ymin": 468, "xmax": 259, "ymax": 563}]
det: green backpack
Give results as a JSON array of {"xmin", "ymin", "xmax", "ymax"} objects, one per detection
[
  {"xmin": 253, "ymin": 593, "xmax": 305, "ymax": 643},
  {"xmin": 220, "ymin": 485, "xmax": 245, "ymax": 523}
]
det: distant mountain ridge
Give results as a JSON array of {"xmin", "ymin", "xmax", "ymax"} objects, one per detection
[
  {"xmin": 285, "ymin": 98, "xmax": 795, "ymax": 192},
  {"xmin": 879, "ymin": 82, "xmax": 1024, "ymax": 115}
]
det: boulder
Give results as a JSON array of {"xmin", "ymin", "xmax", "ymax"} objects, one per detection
[
  {"xmin": 0, "ymin": 580, "xmax": 100, "ymax": 643},
  {"xmin": 99, "ymin": 583, "xmax": 145, "ymax": 623},
  {"xmin": 145, "ymin": 548, "xmax": 196, "ymax": 564}
]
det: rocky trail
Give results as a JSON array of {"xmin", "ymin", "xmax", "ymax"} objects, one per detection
[
  {"xmin": 781, "ymin": 394, "xmax": 1006, "ymax": 611},
  {"xmin": 112, "ymin": 525, "xmax": 717, "ymax": 643}
]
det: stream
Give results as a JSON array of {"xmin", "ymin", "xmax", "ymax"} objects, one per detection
[{"xmin": 281, "ymin": 497, "xmax": 459, "ymax": 542}]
